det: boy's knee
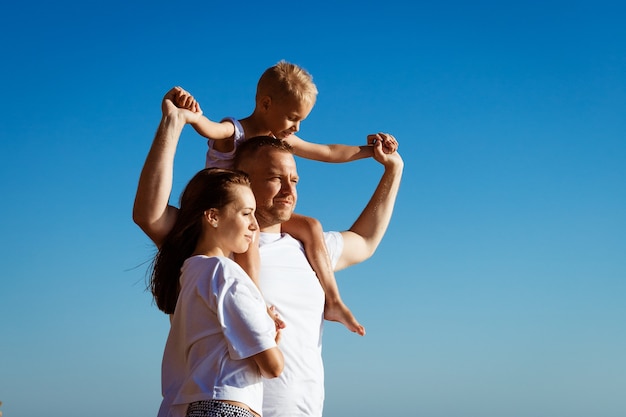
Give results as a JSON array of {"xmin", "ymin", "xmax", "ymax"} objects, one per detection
[{"xmin": 302, "ymin": 215, "xmax": 323, "ymax": 232}]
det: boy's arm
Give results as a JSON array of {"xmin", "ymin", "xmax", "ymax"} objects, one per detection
[
  {"xmin": 189, "ymin": 115, "xmax": 236, "ymax": 141},
  {"xmin": 286, "ymin": 134, "xmax": 373, "ymax": 162},
  {"xmin": 132, "ymin": 87, "xmax": 202, "ymax": 247},
  {"xmin": 335, "ymin": 134, "xmax": 404, "ymax": 270},
  {"xmin": 172, "ymin": 88, "xmax": 236, "ymax": 141},
  {"xmin": 287, "ymin": 133, "xmax": 397, "ymax": 163}
]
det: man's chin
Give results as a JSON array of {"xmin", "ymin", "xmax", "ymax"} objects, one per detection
[
  {"xmin": 274, "ymin": 210, "xmax": 292, "ymax": 223},
  {"xmin": 280, "ymin": 213, "xmax": 292, "ymax": 222},
  {"xmin": 257, "ymin": 210, "xmax": 292, "ymax": 228}
]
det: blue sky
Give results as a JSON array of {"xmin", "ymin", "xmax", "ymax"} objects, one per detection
[{"xmin": 1, "ymin": 1, "xmax": 625, "ymax": 416}]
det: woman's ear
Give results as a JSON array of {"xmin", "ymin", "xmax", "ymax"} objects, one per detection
[{"xmin": 204, "ymin": 209, "xmax": 219, "ymax": 228}]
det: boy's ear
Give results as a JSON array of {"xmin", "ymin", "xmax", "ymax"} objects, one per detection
[{"xmin": 260, "ymin": 95, "xmax": 272, "ymax": 111}]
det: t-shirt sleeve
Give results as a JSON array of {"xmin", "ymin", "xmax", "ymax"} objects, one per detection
[
  {"xmin": 221, "ymin": 117, "xmax": 246, "ymax": 146},
  {"xmin": 324, "ymin": 231, "xmax": 344, "ymax": 269},
  {"xmin": 205, "ymin": 117, "xmax": 244, "ymax": 169},
  {"xmin": 216, "ymin": 268, "xmax": 277, "ymax": 360}
]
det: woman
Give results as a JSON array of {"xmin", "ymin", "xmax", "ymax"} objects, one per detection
[{"xmin": 150, "ymin": 168, "xmax": 283, "ymax": 417}]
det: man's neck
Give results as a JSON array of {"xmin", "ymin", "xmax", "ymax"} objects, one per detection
[{"xmin": 259, "ymin": 224, "xmax": 282, "ymax": 234}]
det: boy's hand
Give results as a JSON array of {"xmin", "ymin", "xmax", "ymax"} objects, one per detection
[
  {"xmin": 371, "ymin": 133, "xmax": 403, "ymax": 170},
  {"xmin": 162, "ymin": 87, "xmax": 203, "ymax": 124},
  {"xmin": 171, "ymin": 86, "xmax": 202, "ymax": 112},
  {"xmin": 367, "ymin": 133, "xmax": 398, "ymax": 154}
]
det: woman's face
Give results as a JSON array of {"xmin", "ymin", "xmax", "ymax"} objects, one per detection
[{"xmin": 216, "ymin": 184, "xmax": 258, "ymax": 255}]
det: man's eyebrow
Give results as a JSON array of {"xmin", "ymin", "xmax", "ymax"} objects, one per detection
[{"xmin": 265, "ymin": 168, "xmax": 284, "ymax": 175}]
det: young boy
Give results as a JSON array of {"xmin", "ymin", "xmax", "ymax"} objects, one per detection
[{"xmin": 174, "ymin": 61, "xmax": 398, "ymax": 336}]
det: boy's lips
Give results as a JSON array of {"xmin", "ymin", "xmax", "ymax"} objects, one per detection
[{"xmin": 278, "ymin": 131, "xmax": 294, "ymax": 139}]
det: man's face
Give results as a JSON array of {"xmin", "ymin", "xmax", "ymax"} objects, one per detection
[{"xmin": 244, "ymin": 147, "xmax": 299, "ymax": 231}]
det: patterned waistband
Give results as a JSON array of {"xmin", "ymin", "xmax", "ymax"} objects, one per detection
[{"xmin": 186, "ymin": 400, "xmax": 254, "ymax": 417}]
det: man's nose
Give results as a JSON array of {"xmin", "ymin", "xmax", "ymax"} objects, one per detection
[{"xmin": 281, "ymin": 179, "xmax": 296, "ymax": 194}]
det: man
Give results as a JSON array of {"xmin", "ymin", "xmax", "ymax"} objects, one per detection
[{"xmin": 134, "ymin": 87, "xmax": 403, "ymax": 417}]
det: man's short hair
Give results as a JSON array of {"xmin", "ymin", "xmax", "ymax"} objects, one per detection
[{"xmin": 233, "ymin": 136, "xmax": 294, "ymax": 171}]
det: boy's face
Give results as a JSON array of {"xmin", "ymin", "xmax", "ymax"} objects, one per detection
[{"xmin": 263, "ymin": 96, "xmax": 314, "ymax": 140}]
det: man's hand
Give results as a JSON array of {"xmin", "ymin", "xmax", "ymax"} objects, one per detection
[
  {"xmin": 162, "ymin": 86, "xmax": 203, "ymax": 124},
  {"xmin": 367, "ymin": 132, "xmax": 399, "ymax": 154},
  {"xmin": 370, "ymin": 133, "xmax": 403, "ymax": 169}
]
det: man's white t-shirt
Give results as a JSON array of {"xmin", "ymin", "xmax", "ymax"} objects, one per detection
[{"xmin": 258, "ymin": 231, "xmax": 344, "ymax": 417}]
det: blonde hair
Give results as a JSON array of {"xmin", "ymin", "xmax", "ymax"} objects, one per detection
[{"xmin": 257, "ymin": 60, "xmax": 318, "ymax": 106}]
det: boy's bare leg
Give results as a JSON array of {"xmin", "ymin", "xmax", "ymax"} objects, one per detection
[
  {"xmin": 284, "ymin": 214, "xmax": 366, "ymax": 336},
  {"xmin": 234, "ymin": 242, "xmax": 261, "ymax": 289}
]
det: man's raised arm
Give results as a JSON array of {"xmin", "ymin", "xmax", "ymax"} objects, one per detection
[
  {"xmin": 132, "ymin": 87, "xmax": 202, "ymax": 247},
  {"xmin": 335, "ymin": 133, "xmax": 404, "ymax": 270}
]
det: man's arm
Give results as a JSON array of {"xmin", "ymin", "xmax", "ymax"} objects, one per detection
[
  {"xmin": 335, "ymin": 133, "xmax": 404, "ymax": 270},
  {"xmin": 132, "ymin": 87, "xmax": 202, "ymax": 247}
]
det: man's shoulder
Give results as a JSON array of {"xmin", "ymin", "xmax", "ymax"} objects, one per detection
[
  {"xmin": 258, "ymin": 231, "xmax": 344, "ymax": 267},
  {"xmin": 259, "ymin": 231, "xmax": 341, "ymax": 244}
]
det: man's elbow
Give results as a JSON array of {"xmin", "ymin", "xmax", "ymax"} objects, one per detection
[
  {"xmin": 132, "ymin": 210, "xmax": 164, "ymax": 247},
  {"xmin": 132, "ymin": 209, "xmax": 143, "ymax": 228},
  {"xmin": 132, "ymin": 207, "xmax": 151, "ymax": 232},
  {"xmin": 357, "ymin": 245, "xmax": 378, "ymax": 265},
  {"xmin": 336, "ymin": 233, "xmax": 380, "ymax": 270},
  {"xmin": 337, "ymin": 245, "xmax": 377, "ymax": 271},
  {"xmin": 356, "ymin": 234, "xmax": 381, "ymax": 260}
]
